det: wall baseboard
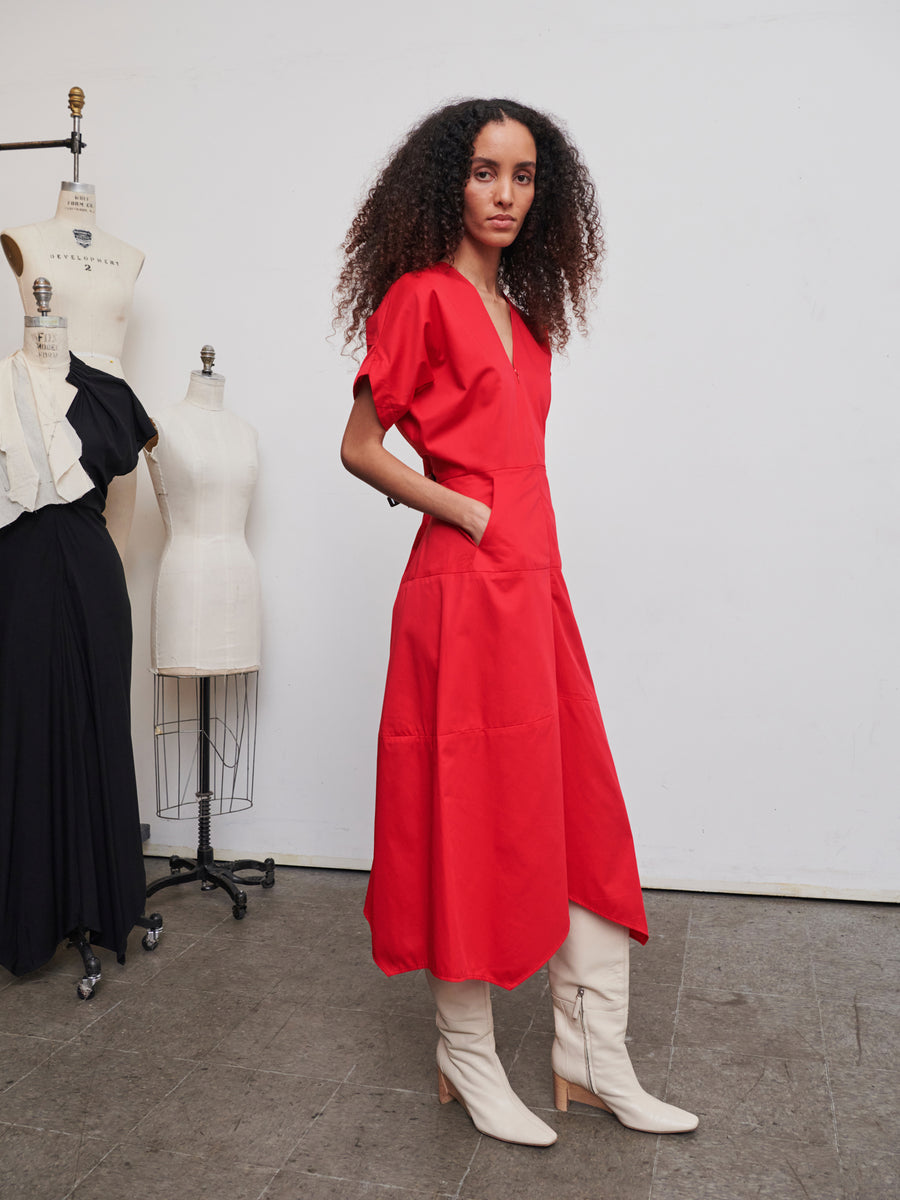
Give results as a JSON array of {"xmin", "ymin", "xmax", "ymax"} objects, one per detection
[
  {"xmin": 143, "ymin": 847, "xmax": 898, "ymax": 904},
  {"xmin": 639, "ymin": 876, "xmax": 900, "ymax": 904},
  {"xmin": 143, "ymin": 845, "xmax": 372, "ymax": 874}
]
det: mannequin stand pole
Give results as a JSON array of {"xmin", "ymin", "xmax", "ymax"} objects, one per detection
[{"xmin": 147, "ymin": 676, "xmax": 274, "ymax": 919}]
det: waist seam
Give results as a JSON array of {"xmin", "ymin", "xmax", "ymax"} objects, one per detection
[{"xmin": 434, "ymin": 463, "xmax": 546, "ymax": 484}]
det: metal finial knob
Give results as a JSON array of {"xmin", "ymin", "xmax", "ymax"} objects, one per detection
[
  {"xmin": 68, "ymin": 87, "xmax": 85, "ymax": 118},
  {"xmin": 33, "ymin": 278, "xmax": 52, "ymax": 316},
  {"xmin": 200, "ymin": 345, "xmax": 215, "ymax": 375}
]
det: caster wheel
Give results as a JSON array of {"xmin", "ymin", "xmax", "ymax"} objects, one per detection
[
  {"xmin": 261, "ymin": 877, "xmax": 275, "ymax": 890},
  {"xmin": 168, "ymin": 855, "xmax": 182, "ymax": 875},
  {"xmin": 142, "ymin": 933, "xmax": 160, "ymax": 951},
  {"xmin": 77, "ymin": 983, "xmax": 95, "ymax": 1000},
  {"xmin": 261, "ymin": 858, "xmax": 275, "ymax": 889},
  {"xmin": 232, "ymin": 904, "xmax": 247, "ymax": 920}
]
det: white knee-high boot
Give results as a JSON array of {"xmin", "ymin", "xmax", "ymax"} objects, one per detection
[
  {"xmin": 548, "ymin": 904, "xmax": 698, "ymax": 1133},
  {"xmin": 426, "ymin": 972, "xmax": 557, "ymax": 1146}
]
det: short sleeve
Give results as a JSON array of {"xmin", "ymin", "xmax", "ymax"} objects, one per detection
[
  {"xmin": 65, "ymin": 355, "xmax": 158, "ymax": 496},
  {"xmin": 353, "ymin": 273, "xmax": 438, "ymax": 431},
  {"xmin": 127, "ymin": 390, "xmax": 158, "ymax": 460}
]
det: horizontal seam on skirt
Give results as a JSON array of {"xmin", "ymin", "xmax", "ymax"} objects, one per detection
[
  {"xmin": 380, "ymin": 711, "xmax": 555, "ymax": 741},
  {"xmin": 401, "ymin": 564, "xmax": 561, "ymax": 584}
]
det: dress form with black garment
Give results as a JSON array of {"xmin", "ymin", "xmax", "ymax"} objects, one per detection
[
  {"xmin": 1, "ymin": 89, "xmax": 146, "ymax": 559},
  {"xmin": 0, "ymin": 279, "xmax": 162, "ymax": 999},
  {"xmin": 144, "ymin": 346, "xmax": 273, "ymax": 918}
]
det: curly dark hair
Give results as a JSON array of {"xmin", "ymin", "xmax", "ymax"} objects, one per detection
[{"xmin": 334, "ymin": 97, "xmax": 603, "ymax": 354}]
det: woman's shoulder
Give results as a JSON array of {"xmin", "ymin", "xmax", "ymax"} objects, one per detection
[
  {"xmin": 380, "ymin": 262, "xmax": 458, "ymax": 306},
  {"xmin": 367, "ymin": 264, "xmax": 458, "ymax": 344}
]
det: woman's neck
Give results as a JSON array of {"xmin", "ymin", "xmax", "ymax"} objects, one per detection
[
  {"xmin": 22, "ymin": 324, "xmax": 70, "ymax": 369},
  {"xmin": 54, "ymin": 182, "xmax": 97, "ymax": 227},
  {"xmin": 184, "ymin": 371, "xmax": 225, "ymax": 411},
  {"xmin": 448, "ymin": 239, "xmax": 503, "ymax": 299}
]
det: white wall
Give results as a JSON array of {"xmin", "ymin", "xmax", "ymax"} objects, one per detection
[{"xmin": 1, "ymin": 0, "xmax": 897, "ymax": 899}]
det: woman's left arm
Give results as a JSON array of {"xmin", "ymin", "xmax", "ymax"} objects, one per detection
[{"xmin": 341, "ymin": 382, "xmax": 491, "ymax": 546}]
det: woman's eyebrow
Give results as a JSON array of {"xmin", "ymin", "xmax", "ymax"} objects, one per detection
[{"xmin": 471, "ymin": 157, "xmax": 537, "ymax": 169}]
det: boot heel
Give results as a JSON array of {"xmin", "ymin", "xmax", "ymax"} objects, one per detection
[
  {"xmin": 553, "ymin": 1073, "xmax": 613, "ymax": 1114},
  {"xmin": 437, "ymin": 1067, "xmax": 458, "ymax": 1106}
]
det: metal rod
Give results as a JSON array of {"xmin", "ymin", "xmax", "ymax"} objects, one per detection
[
  {"xmin": 0, "ymin": 137, "xmax": 76, "ymax": 152},
  {"xmin": 68, "ymin": 86, "xmax": 84, "ymax": 183},
  {"xmin": 0, "ymin": 86, "xmax": 86, "ymax": 172},
  {"xmin": 199, "ymin": 676, "xmax": 211, "ymax": 797}
]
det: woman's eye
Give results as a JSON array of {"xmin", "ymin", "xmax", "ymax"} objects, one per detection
[
  {"xmin": 473, "ymin": 169, "xmax": 492, "ymax": 181},
  {"xmin": 515, "ymin": 173, "xmax": 534, "ymax": 185}
]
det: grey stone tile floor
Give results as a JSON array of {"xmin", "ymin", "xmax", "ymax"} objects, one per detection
[{"xmin": 0, "ymin": 862, "xmax": 897, "ymax": 1199}]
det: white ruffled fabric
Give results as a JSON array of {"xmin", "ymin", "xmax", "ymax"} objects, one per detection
[{"xmin": 0, "ymin": 350, "xmax": 93, "ymax": 529}]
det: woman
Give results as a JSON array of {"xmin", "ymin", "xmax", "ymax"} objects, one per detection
[{"xmin": 338, "ymin": 98, "xmax": 697, "ymax": 1145}]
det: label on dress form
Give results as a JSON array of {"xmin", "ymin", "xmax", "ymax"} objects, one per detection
[
  {"xmin": 30, "ymin": 329, "xmax": 65, "ymax": 364},
  {"xmin": 48, "ymin": 249, "xmax": 121, "ymax": 271},
  {"xmin": 59, "ymin": 192, "xmax": 95, "ymax": 217}
]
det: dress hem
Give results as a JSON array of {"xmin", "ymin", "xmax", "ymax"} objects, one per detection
[{"xmin": 364, "ymin": 896, "xmax": 649, "ymax": 990}]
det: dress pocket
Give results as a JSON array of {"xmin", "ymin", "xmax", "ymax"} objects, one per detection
[{"xmin": 405, "ymin": 474, "xmax": 494, "ymax": 579}]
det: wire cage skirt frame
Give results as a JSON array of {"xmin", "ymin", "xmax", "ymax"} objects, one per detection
[{"xmin": 147, "ymin": 670, "xmax": 275, "ymax": 918}]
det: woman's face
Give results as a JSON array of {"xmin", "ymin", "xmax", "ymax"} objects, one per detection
[{"xmin": 460, "ymin": 118, "xmax": 537, "ymax": 254}]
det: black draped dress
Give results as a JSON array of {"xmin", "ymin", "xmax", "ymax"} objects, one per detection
[{"xmin": 0, "ymin": 355, "xmax": 155, "ymax": 975}]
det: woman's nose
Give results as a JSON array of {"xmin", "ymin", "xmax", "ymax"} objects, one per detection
[{"xmin": 494, "ymin": 176, "xmax": 513, "ymax": 206}]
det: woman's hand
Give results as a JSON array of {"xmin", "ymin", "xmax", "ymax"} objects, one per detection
[{"xmin": 462, "ymin": 499, "xmax": 492, "ymax": 546}]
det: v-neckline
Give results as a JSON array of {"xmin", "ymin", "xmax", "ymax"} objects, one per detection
[{"xmin": 439, "ymin": 263, "xmax": 516, "ymax": 369}]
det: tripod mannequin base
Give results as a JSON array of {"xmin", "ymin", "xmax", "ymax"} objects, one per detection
[{"xmin": 147, "ymin": 845, "xmax": 275, "ymax": 919}]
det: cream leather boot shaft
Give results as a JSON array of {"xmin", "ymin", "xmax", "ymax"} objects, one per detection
[
  {"xmin": 426, "ymin": 972, "xmax": 557, "ymax": 1146},
  {"xmin": 548, "ymin": 904, "xmax": 698, "ymax": 1133}
]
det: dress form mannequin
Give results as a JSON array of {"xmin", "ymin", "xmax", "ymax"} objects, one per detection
[
  {"xmin": 0, "ymin": 278, "xmax": 163, "ymax": 997},
  {"xmin": 2, "ymin": 183, "xmax": 143, "ymax": 379},
  {"xmin": 144, "ymin": 346, "xmax": 271, "ymax": 918},
  {"xmin": 2, "ymin": 159, "xmax": 145, "ymax": 557},
  {"xmin": 0, "ymin": 277, "xmax": 90, "ymax": 526},
  {"xmin": 146, "ymin": 347, "xmax": 261, "ymax": 674}
]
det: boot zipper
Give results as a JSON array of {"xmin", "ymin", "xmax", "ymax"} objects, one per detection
[{"xmin": 574, "ymin": 986, "xmax": 594, "ymax": 1093}]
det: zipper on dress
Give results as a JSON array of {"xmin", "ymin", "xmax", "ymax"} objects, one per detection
[{"xmin": 575, "ymin": 986, "xmax": 594, "ymax": 1093}]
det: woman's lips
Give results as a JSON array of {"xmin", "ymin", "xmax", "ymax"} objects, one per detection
[{"xmin": 488, "ymin": 216, "xmax": 515, "ymax": 226}]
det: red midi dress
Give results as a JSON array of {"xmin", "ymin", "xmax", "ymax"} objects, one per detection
[{"xmin": 355, "ymin": 263, "xmax": 648, "ymax": 989}]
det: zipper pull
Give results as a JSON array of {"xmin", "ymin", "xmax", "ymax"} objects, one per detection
[{"xmin": 573, "ymin": 986, "xmax": 585, "ymax": 1020}]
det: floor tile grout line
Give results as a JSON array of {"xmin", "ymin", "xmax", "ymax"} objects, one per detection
[
  {"xmin": 110, "ymin": 1058, "xmax": 204, "ymax": 1146},
  {"xmin": 506, "ymin": 976, "xmax": 548, "ymax": 1073},
  {"xmin": 648, "ymin": 892, "xmax": 695, "ymax": 1200},
  {"xmin": 802, "ymin": 895, "xmax": 844, "ymax": 1165},
  {"xmin": 451, "ymin": 1128, "xmax": 486, "ymax": 1200},
  {"xmin": 275, "ymin": 1063, "xmax": 359, "ymax": 1167},
  {"xmin": 678, "ymin": 984, "xmax": 829, "ymax": 1002},
  {"xmin": 810, "ymin": 941, "xmax": 843, "ymax": 1165},
  {"xmin": 268, "ymin": 1171, "xmax": 455, "ymax": 1197},
  {"xmin": 1, "ymin": 1119, "xmax": 115, "ymax": 1139},
  {"xmin": 0, "ymin": 995, "xmax": 130, "ymax": 1098},
  {"xmin": 61, "ymin": 1135, "xmax": 133, "ymax": 1200},
  {"xmin": 350, "ymin": 1172, "xmax": 456, "ymax": 1195},
  {"xmin": 204, "ymin": 1000, "xmax": 298, "ymax": 1061},
  {"xmin": 251, "ymin": 1165, "xmax": 282, "ymax": 1200}
]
